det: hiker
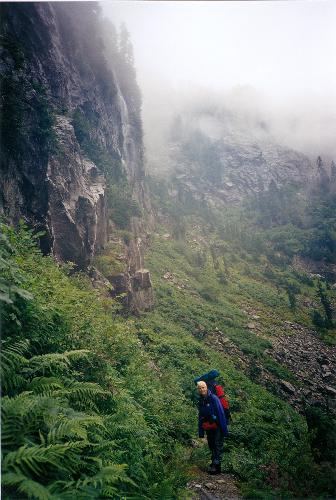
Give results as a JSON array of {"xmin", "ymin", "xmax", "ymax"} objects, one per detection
[
  {"xmin": 195, "ymin": 369, "xmax": 231, "ymax": 424},
  {"xmin": 197, "ymin": 380, "xmax": 228, "ymax": 475}
]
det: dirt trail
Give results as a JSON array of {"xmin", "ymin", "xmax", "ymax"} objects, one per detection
[{"xmin": 188, "ymin": 468, "xmax": 242, "ymax": 499}]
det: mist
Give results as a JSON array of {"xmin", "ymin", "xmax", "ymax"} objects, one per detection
[{"xmin": 102, "ymin": 0, "xmax": 336, "ymax": 164}]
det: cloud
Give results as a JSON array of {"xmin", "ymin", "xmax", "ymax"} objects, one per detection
[{"xmin": 102, "ymin": 1, "xmax": 336, "ymax": 161}]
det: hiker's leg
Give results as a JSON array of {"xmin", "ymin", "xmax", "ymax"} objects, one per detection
[
  {"xmin": 212, "ymin": 428, "xmax": 224, "ymax": 466},
  {"xmin": 206, "ymin": 430, "xmax": 215, "ymax": 463}
]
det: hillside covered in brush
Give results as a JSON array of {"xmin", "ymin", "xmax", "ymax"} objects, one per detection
[{"xmin": 1, "ymin": 2, "xmax": 336, "ymax": 499}]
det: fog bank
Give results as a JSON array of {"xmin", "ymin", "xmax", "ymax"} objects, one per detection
[{"xmin": 102, "ymin": 1, "xmax": 336, "ymax": 162}]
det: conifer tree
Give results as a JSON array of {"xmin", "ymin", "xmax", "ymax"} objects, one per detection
[{"xmin": 119, "ymin": 23, "xmax": 134, "ymax": 67}]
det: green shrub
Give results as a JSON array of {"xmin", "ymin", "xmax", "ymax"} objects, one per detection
[
  {"xmin": 0, "ymin": 223, "xmax": 192, "ymax": 498},
  {"xmin": 2, "ymin": 211, "xmax": 334, "ymax": 498}
]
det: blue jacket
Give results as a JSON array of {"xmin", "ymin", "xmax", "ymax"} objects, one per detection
[{"xmin": 198, "ymin": 390, "xmax": 228, "ymax": 438}]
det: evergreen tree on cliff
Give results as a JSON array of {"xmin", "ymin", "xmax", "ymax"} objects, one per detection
[{"xmin": 117, "ymin": 23, "xmax": 142, "ymax": 120}]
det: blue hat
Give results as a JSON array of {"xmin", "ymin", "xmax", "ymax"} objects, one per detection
[{"xmin": 194, "ymin": 369, "xmax": 220, "ymax": 384}]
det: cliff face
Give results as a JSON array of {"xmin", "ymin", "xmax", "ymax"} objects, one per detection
[
  {"xmin": 148, "ymin": 105, "xmax": 314, "ymax": 208},
  {"xmin": 47, "ymin": 115, "xmax": 108, "ymax": 267},
  {"xmin": 0, "ymin": 2, "xmax": 153, "ymax": 310}
]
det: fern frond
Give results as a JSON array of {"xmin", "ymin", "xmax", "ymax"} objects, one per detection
[
  {"xmin": 80, "ymin": 464, "xmax": 131, "ymax": 489},
  {"xmin": 2, "ymin": 472, "xmax": 54, "ymax": 500},
  {"xmin": 95, "ymin": 463, "xmax": 133, "ymax": 484},
  {"xmin": 2, "ymin": 393, "xmax": 47, "ymax": 448},
  {"xmin": 4, "ymin": 445, "xmax": 49, "ymax": 476},
  {"xmin": 50, "ymin": 464, "xmax": 132, "ymax": 498},
  {"xmin": 28, "ymin": 376, "xmax": 64, "ymax": 395},
  {"xmin": 10, "ymin": 285, "xmax": 33, "ymax": 301},
  {"xmin": 101, "ymin": 485, "xmax": 118, "ymax": 498},
  {"xmin": 61, "ymin": 407, "xmax": 104, "ymax": 428},
  {"xmin": 1, "ymin": 471, "xmax": 27, "ymax": 486},
  {"xmin": 25, "ymin": 350, "xmax": 90, "ymax": 377},
  {"xmin": 17, "ymin": 479, "xmax": 53, "ymax": 500},
  {"xmin": 46, "ymin": 419, "xmax": 88, "ymax": 444},
  {"xmin": 2, "ymin": 339, "xmax": 30, "ymax": 355},
  {"xmin": 65, "ymin": 381, "xmax": 108, "ymax": 410},
  {"xmin": 1, "ymin": 348, "xmax": 26, "ymax": 375},
  {"xmin": 1, "ymin": 339, "xmax": 29, "ymax": 394},
  {"xmin": 25, "ymin": 353, "xmax": 71, "ymax": 376},
  {"xmin": 2, "ymin": 393, "xmax": 63, "ymax": 444},
  {"xmin": 1, "ymin": 373, "xmax": 26, "ymax": 395},
  {"xmin": 48, "ymin": 483, "xmax": 98, "ymax": 500},
  {"xmin": 63, "ymin": 349, "xmax": 91, "ymax": 361},
  {"xmin": 3, "ymin": 442, "xmax": 86, "ymax": 477},
  {"xmin": 45, "ymin": 411, "xmax": 102, "ymax": 445}
]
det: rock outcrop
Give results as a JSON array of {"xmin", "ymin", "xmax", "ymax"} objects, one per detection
[
  {"xmin": 47, "ymin": 115, "xmax": 108, "ymax": 268},
  {"xmin": 151, "ymin": 106, "xmax": 315, "ymax": 208},
  {"xmin": 0, "ymin": 2, "xmax": 153, "ymax": 310},
  {"xmin": 207, "ymin": 321, "xmax": 336, "ymax": 416},
  {"xmin": 269, "ymin": 326, "xmax": 336, "ymax": 413}
]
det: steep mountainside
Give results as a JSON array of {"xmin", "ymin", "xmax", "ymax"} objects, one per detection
[
  {"xmin": 1, "ymin": 4, "xmax": 335, "ymax": 499},
  {"xmin": 0, "ymin": 2, "xmax": 153, "ymax": 310},
  {"xmin": 148, "ymin": 102, "xmax": 314, "ymax": 207}
]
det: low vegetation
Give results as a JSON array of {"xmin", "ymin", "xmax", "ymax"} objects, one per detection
[{"xmin": 1, "ymin": 208, "xmax": 335, "ymax": 498}]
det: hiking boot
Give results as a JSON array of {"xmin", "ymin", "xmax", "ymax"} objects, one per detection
[
  {"xmin": 208, "ymin": 463, "xmax": 221, "ymax": 475},
  {"xmin": 207, "ymin": 464, "xmax": 216, "ymax": 474}
]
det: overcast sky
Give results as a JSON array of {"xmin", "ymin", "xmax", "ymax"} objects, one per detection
[
  {"xmin": 102, "ymin": 0, "xmax": 336, "ymax": 101},
  {"xmin": 102, "ymin": 1, "xmax": 336, "ymax": 159}
]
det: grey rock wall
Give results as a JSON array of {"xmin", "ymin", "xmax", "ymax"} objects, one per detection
[
  {"xmin": 0, "ymin": 2, "xmax": 153, "ymax": 310},
  {"xmin": 159, "ymin": 108, "xmax": 315, "ymax": 207},
  {"xmin": 47, "ymin": 115, "xmax": 108, "ymax": 268}
]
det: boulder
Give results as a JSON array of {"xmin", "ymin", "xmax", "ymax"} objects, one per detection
[
  {"xmin": 280, "ymin": 380, "xmax": 296, "ymax": 394},
  {"xmin": 133, "ymin": 269, "xmax": 152, "ymax": 290},
  {"xmin": 324, "ymin": 386, "xmax": 336, "ymax": 398}
]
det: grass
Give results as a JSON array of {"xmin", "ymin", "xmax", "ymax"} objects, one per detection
[
  {"xmin": 2, "ymin": 214, "xmax": 334, "ymax": 497},
  {"xmin": 135, "ymin": 225, "xmax": 334, "ymax": 497}
]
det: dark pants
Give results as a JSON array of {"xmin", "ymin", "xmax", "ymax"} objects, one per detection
[{"xmin": 206, "ymin": 427, "xmax": 224, "ymax": 465}]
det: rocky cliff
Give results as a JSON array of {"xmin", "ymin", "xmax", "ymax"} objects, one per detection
[
  {"xmin": 149, "ymin": 103, "xmax": 315, "ymax": 208},
  {"xmin": 0, "ymin": 2, "xmax": 153, "ymax": 311}
]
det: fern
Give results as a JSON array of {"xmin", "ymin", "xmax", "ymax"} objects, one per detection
[
  {"xmin": 101, "ymin": 485, "xmax": 118, "ymax": 498},
  {"xmin": 28, "ymin": 376, "xmax": 64, "ymax": 395},
  {"xmin": 49, "ymin": 464, "xmax": 133, "ymax": 498},
  {"xmin": 2, "ymin": 338, "xmax": 30, "ymax": 355},
  {"xmin": 76, "ymin": 463, "xmax": 130, "ymax": 489},
  {"xmin": 45, "ymin": 413, "xmax": 102, "ymax": 445},
  {"xmin": 2, "ymin": 394, "xmax": 55, "ymax": 449},
  {"xmin": 1, "ymin": 340, "xmax": 133, "ymax": 499},
  {"xmin": 2, "ymin": 472, "xmax": 54, "ymax": 500},
  {"xmin": 2, "ymin": 393, "xmax": 65, "ymax": 447},
  {"xmin": 4, "ymin": 442, "xmax": 85, "ymax": 476},
  {"xmin": 1, "ymin": 339, "xmax": 29, "ymax": 394},
  {"xmin": 25, "ymin": 350, "xmax": 90, "ymax": 377},
  {"xmin": 66, "ymin": 381, "xmax": 108, "ymax": 410},
  {"xmin": 45, "ymin": 420, "xmax": 88, "ymax": 444}
]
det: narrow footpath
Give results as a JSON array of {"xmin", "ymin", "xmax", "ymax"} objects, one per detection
[{"xmin": 188, "ymin": 468, "xmax": 242, "ymax": 499}]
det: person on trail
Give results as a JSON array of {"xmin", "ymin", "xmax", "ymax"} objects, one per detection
[
  {"xmin": 197, "ymin": 380, "xmax": 228, "ymax": 475},
  {"xmin": 195, "ymin": 369, "xmax": 231, "ymax": 424}
]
